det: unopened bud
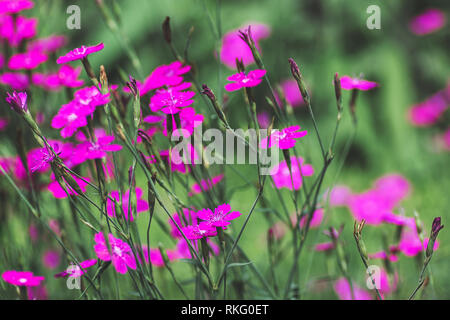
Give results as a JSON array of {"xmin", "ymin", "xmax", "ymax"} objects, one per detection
[{"xmin": 162, "ymin": 16, "xmax": 171, "ymax": 44}]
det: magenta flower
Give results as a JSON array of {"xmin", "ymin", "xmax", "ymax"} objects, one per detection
[
  {"xmin": 27, "ymin": 35, "xmax": 67, "ymax": 53},
  {"xmin": 328, "ymin": 185, "xmax": 352, "ymax": 207},
  {"xmin": 0, "ymin": 0, "xmax": 34, "ymax": 14},
  {"xmin": 347, "ymin": 190, "xmax": 396, "ymax": 225},
  {"xmin": 169, "ymin": 208, "xmax": 198, "ymax": 239},
  {"xmin": 51, "ymin": 102, "xmax": 89, "ymax": 138},
  {"xmin": 270, "ymin": 156, "xmax": 314, "ymax": 190},
  {"xmin": 397, "ymin": 222, "xmax": 439, "ymax": 257},
  {"xmin": 279, "ymin": 79, "xmax": 304, "ymax": 107},
  {"xmin": 220, "ymin": 23, "xmax": 270, "ymax": 69},
  {"xmin": 32, "ymin": 73, "xmax": 61, "ymax": 91},
  {"xmin": 165, "ymin": 106, "xmax": 204, "ymax": 138},
  {"xmin": 188, "ymin": 174, "xmax": 224, "ymax": 196},
  {"xmin": 57, "ymin": 65, "xmax": 84, "ymax": 87},
  {"xmin": 48, "ymin": 175, "xmax": 90, "ymax": 199},
  {"xmin": 8, "ymin": 50, "xmax": 48, "ymax": 70},
  {"xmin": 299, "ymin": 208, "xmax": 324, "ymax": 229},
  {"xmin": 140, "ymin": 61, "xmax": 191, "ymax": 95},
  {"xmin": 408, "ymin": 94, "xmax": 448, "ymax": 126},
  {"xmin": 314, "ymin": 242, "xmax": 335, "ymax": 252},
  {"xmin": 160, "ymin": 143, "xmax": 199, "ymax": 174},
  {"xmin": 340, "ymin": 75, "xmax": 378, "ymax": 91},
  {"xmin": 140, "ymin": 245, "xmax": 179, "ymax": 267},
  {"xmin": 42, "ymin": 250, "xmax": 60, "ymax": 269},
  {"xmin": 74, "ymin": 86, "xmax": 110, "ymax": 111},
  {"xmin": 373, "ymin": 174, "xmax": 410, "ymax": 207},
  {"xmin": 181, "ymin": 224, "xmax": 218, "ymax": 240},
  {"xmin": 334, "ymin": 277, "xmax": 372, "ymax": 300},
  {"xmin": 224, "ymin": 69, "xmax": 266, "ymax": 92},
  {"xmin": 2, "ymin": 270, "xmax": 44, "ymax": 287},
  {"xmin": 176, "ymin": 238, "xmax": 220, "ymax": 259},
  {"xmin": 54, "ymin": 259, "xmax": 97, "ymax": 278},
  {"xmin": 76, "ymin": 135, "xmax": 122, "ymax": 160},
  {"xmin": 93, "ymin": 232, "xmax": 137, "ymax": 274},
  {"xmin": 368, "ymin": 250, "xmax": 399, "ymax": 263},
  {"xmin": 5, "ymin": 91, "xmax": 27, "ymax": 114},
  {"xmin": 57, "ymin": 43, "xmax": 104, "ymax": 64},
  {"xmin": 260, "ymin": 125, "xmax": 307, "ymax": 149},
  {"xmin": 197, "ymin": 203, "xmax": 242, "ymax": 228},
  {"xmin": 0, "ymin": 15, "xmax": 37, "ymax": 47},
  {"xmin": 409, "ymin": 9, "xmax": 446, "ymax": 35},
  {"xmin": 149, "ymin": 88, "xmax": 196, "ymax": 114},
  {"xmin": 106, "ymin": 188, "xmax": 149, "ymax": 221},
  {"xmin": 0, "ymin": 72, "xmax": 29, "ymax": 90}
]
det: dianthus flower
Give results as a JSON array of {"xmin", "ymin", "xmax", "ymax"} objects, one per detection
[
  {"xmin": 57, "ymin": 43, "xmax": 104, "ymax": 64},
  {"xmin": 27, "ymin": 35, "xmax": 67, "ymax": 53},
  {"xmin": 140, "ymin": 61, "xmax": 191, "ymax": 95},
  {"xmin": 0, "ymin": 72, "xmax": 29, "ymax": 90},
  {"xmin": 278, "ymin": 79, "xmax": 304, "ymax": 107},
  {"xmin": 47, "ymin": 174, "xmax": 90, "ymax": 199},
  {"xmin": 260, "ymin": 125, "xmax": 307, "ymax": 149},
  {"xmin": 181, "ymin": 224, "xmax": 218, "ymax": 240},
  {"xmin": 409, "ymin": 9, "xmax": 446, "ymax": 35},
  {"xmin": 54, "ymin": 259, "xmax": 97, "ymax": 278},
  {"xmin": 8, "ymin": 50, "xmax": 48, "ymax": 70},
  {"xmin": 93, "ymin": 232, "xmax": 137, "ymax": 274},
  {"xmin": 197, "ymin": 203, "xmax": 241, "ymax": 228},
  {"xmin": 220, "ymin": 23, "xmax": 270, "ymax": 69},
  {"xmin": 270, "ymin": 156, "xmax": 314, "ymax": 190},
  {"xmin": 188, "ymin": 174, "xmax": 224, "ymax": 196},
  {"xmin": 0, "ymin": 15, "xmax": 37, "ymax": 47},
  {"xmin": 5, "ymin": 90, "xmax": 27, "ymax": 114},
  {"xmin": 75, "ymin": 135, "xmax": 122, "ymax": 160},
  {"xmin": 149, "ymin": 87, "xmax": 196, "ymax": 114},
  {"xmin": 140, "ymin": 245, "xmax": 179, "ymax": 267},
  {"xmin": 224, "ymin": 69, "xmax": 266, "ymax": 92},
  {"xmin": 333, "ymin": 277, "xmax": 372, "ymax": 300},
  {"xmin": 340, "ymin": 75, "xmax": 378, "ymax": 91},
  {"xmin": 0, "ymin": 0, "xmax": 34, "ymax": 14},
  {"xmin": 2, "ymin": 270, "xmax": 44, "ymax": 287}
]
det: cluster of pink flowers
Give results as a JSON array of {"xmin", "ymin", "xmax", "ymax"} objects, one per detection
[{"xmin": 51, "ymin": 86, "xmax": 110, "ymax": 138}]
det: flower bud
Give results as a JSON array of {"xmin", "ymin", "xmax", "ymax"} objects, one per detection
[
  {"xmin": 162, "ymin": 16, "xmax": 171, "ymax": 44},
  {"xmin": 5, "ymin": 91, "xmax": 28, "ymax": 114}
]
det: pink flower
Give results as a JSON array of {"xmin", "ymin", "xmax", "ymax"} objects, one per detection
[
  {"xmin": 76, "ymin": 135, "xmax": 122, "ymax": 160},
  {"xmin": 93, "ymin": 232, "xmax": 137, "ymax": 274},
  {"xmin": 106, "ymin": 188, "xmax": 149, "ymax": 221},
  {"xmin": 54, "ymin": 259, "xmax": 97, "ymax": 278},
  {"xmin": 176, "ymin": 238, "xmax": 220, "ymax": 259},
  {"xmin": 8, "ymin": 50, "xmax": 48, "ymax": 70},
  {"xmin": 57, "ymin": 65, "xmax": 84, "ymax": 87},
  {"xmin": 260, "ymin": 125, "xmax": 307, "ymax": 149},
  {"xmin": 197, "ymin": 203, "xmax": 242, "ymax": 228},
  {"xmin": 74, "ymin": 86, "xmax": 110, "ymax": 110},
  {"xmin": 372, "ymin": 269, "xmax": 398, "ymax": 296},
  {"xmin": 224, "ymin": 69, "xmax": 266, "ymax": 92},
  {"xmin": 279, "ymin": 79, "xmax": 304, "ymax": 107},
  {"xmin": 51, "ymin": 101, "xmax": 90, "ymax": 138},
  {"xmin": 340, "ymin": 75, "xmax": 378, "ymax": 91},
  {"xmin": 408, "ymin": 94, "xmax": 448, "ymax": 126},
  {"xmin": 57, "ymin": 43, "xmax": 104, "ymax": 64},
  {"xmin": 368, "ymin": 250, "xmax": 399, "ymax": 263},
  {"xmin": 149, "ymin": 87, "xmax": 196, "ymax": 114},
  {"xmin": 5, "ymin": 90, "xmax": 27, "ymax": 114},
  {"xmin": 299, "ymin": 208, "xmax": 324, "ymax": 229},
  {"xmin": 27, "ymin": 35, "xmax": 67, "ymax": 53},
  {"xmin": 27, "ymin": 285, "xmax": 48, "ymax": 300},
  {"xmin": 0, "ymin": 72, "xmax": 29, "ymax": 90},
  {"xmin": 169, "ymin": 208, "xmax": 198, "ymax": 239},
  {"xmin": 140, "ymin": 245, "xmax": 179, "ymax": 267},
  {"xmin": 347, "ymin": 190, "xmax": 395, "ymax": 225},
  {"xmin": 373, "ymin": 174, "xmax": 410, "ymax": 207},
  {"xmin": 42, "ymin": 250, "xmax": 60, "ymax": 269},
  {"xmin": 314, "ymin": 242, "xmax": 335, "ymax": 252},
  {"xmin": 165, "ymin": 106, "xmax": 204, "ymax": 137},
  {"xmin": 409, "ymin": 9, "xmax": 446, "ymax": 35},
  {"xmin": 140, "ymin": 61, "xmax": 191, "ymax": 95},
  {"xmin": 220, "ymin": 23, "xmax": 270, "ymax": 69},
  {"xmin": 2, "ymin": 270, "xmax": 44, "ymax": 287},
  {"xmin": 0, "ymin": 15, "xmax": 37, "ymax": 47},
  {"xmin": 270, "ymin": 156, "xmax": 314, "ymax": 190},
  {"xmin": 328, "ymin": 185, "xmax": 352, "ymax": 207},
  {"xmin": 398, "ymin": 222, "xmax": 439, "ymax": 257},
  {"xmin": 333, "ymin": 277, "xmax": 372, "ymax": 300},
  {"xmin": 47, "ymin": 175, "xmax": 90, "ymax": 199},
  {"xmin": 0, "ymin": 0, "xmax": 34, "ymax": 14},
  {"xmin": 181, "ymin": 224, "xmax": 218, "ymax": 240},
  {"xmin": 32, "ymin": 73, "xmax": 62, "ymax": 91},
  {"xmin": 28, "ymin": 145, "xmax": 57, "ymax": 172},
  {"xmin": 160, "ymin": 143, "xmax": 199, "ymax": 174},
  {"xmin": 188, "ymin": 174, "xmax": 224, "ymax": 196}
]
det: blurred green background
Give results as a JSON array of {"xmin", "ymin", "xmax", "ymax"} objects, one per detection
[{"xmin": 1, "ymin": 0, "xmax": 449, "ymax": 299}]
